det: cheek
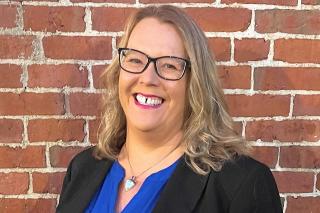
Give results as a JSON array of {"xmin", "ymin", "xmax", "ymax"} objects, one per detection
[
  {"xmin": 118, "ymin": 71, "xmax": 132, "ymax": 95},
  {"xmin": 170, "ymin": 81, "xmax": 187, "ymax": 111},
  {"xmin": 118, "ymin": 73, "xmax": 124, "ymax": 97},
  {"xmin": 118, "ymin": 72, "xmax": 128, "ymax": 107},
  {"xmin": 118, "ymin": 71, "xmax": 139, "ymax": 109}
]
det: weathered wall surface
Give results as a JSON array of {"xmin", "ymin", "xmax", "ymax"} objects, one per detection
[{"xmin": 0, "ymin": 0, "xmax": 320, "ymax": 212}]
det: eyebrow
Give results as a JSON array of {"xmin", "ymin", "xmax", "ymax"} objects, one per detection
[{"xmin": 124, "ymin": 47, "xmax": 187, "ymax": 59}]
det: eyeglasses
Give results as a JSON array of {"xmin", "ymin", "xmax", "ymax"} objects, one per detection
[{"xmin": 118, "ymin": 48, "xmax": 190, "ymax": 81}]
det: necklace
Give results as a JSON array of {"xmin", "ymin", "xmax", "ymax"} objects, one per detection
[{"xmin": 124, "ymin": 143, "xmax": 181, "ymax": 191}]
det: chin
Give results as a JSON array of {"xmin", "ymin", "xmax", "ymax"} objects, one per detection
[{"xmin": 130, "ymin": 121, "xmax": 160, "ymax": 133}]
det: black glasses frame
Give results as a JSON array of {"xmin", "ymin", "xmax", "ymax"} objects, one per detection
[{"xmin": 118, "ymin": 48, "xmax": 190, "ymax": 81}]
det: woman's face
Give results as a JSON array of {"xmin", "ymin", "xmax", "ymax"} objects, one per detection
[{"xmin": 118, "ymin": 17, "xmax": 188, "ymax": 136}]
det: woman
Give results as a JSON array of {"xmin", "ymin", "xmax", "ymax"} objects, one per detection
[{"xmin": 57, "ymin": 5, "xmax": 282, "ymax": 213}]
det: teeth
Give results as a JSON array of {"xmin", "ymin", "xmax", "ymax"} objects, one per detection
[{"xmin": 136, "ymin": 94, "xmax": 162, "ymax": 106}]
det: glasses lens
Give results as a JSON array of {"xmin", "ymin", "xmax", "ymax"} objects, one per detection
[
  {"xmin": 156, "ymin": 57, "xmax": 186, "ymax": 80},
  {"xmin": 119, "ymin": 49, "xmax": 148, "ymax": 73}
]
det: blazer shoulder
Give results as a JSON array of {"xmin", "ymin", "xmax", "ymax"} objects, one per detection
[
  {"xmin": 223, "ymin": 155, "xmax": 270, "ymax": 174},
  {"xmin": 215, "ymin": 155, "xmax": 275, "ymax": 201},
  {"xmin": 67, "ymin": 146, "xmax": 110, "ymax": 176},
  {"xmin": 57, "ymin": 147, "xmax": 113, "ymax": 213},
  {"xmin": 71, "ymin": 146, "xmax": 95, "ymax": 165}
]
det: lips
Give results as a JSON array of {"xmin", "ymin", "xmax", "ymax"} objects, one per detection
[{"xmin": 134, "ymin": 93, "xmax": 164, "ymax": 107}]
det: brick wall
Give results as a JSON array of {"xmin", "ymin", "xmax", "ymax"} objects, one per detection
[{"xmin": 0, "ymin": 0, "xmax": 319, "ymax": 212}]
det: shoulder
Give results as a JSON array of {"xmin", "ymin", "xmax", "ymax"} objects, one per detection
[
  {"xmin": 69, "ymin": 146, "xmax": 96, "ymax": 165},
  {"xmin": 218, "ymin": 155, "xmax": 272, "ymax": 182},
  {"xmin": 66, "ymin": 146, "xmax": 112, "ymax": 178},
  {"xmin": 214, "ymin": 155, "xmax": 274, "ymax": 195},
  {"xmin": 197, "ymin": 155, "xmax": 282, "ymax": 212},
  {"xmin": 69, "ymin": 147, "xmax": 95, "ymax": 168},
  {"xmin": 208, "ymin": 155, "xmax": 282, "ymax": 211},
  {"xmin": 57, "ymin": 147, "xmax": 113, "ymax": 212}
]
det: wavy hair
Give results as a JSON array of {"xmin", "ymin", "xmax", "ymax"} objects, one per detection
[{"xmin": 94, "ymin": 5, "xmax": 250, "ymax": 175}]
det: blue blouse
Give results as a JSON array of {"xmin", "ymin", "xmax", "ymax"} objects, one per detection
[{"xmin": 85, "ymin": 158, "xmax": 180, "ymax": 213}]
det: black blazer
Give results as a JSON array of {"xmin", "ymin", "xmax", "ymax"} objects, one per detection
[{"xmin": 56, "ymin": 147, "xmax": 282, "ymax": 213}]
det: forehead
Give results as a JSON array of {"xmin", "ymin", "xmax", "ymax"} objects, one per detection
[{"xmin": 127, "ymin": 17, "xmax": 186, "ymax": 58}]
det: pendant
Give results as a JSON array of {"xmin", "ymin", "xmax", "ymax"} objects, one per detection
[{"xmin": 125, "ymin": 176, "xmax": 136, "ymax": 191}]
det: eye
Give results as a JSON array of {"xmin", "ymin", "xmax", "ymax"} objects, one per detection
[
  {"xmin": 163, "ymin": 63, "xmax": 178, "ymax": 70},
  {"xmin": 127, "ymin": 58, "xmax": 143, "ymax": 64}
]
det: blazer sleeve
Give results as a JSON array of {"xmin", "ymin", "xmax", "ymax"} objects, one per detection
[
  {"xmin": 57, "ymin": 156, "xmax": 75, "ymax": 210},
  {"xmin": 228, "ymin": 164, "xmax": 283, "ymax": 213}
]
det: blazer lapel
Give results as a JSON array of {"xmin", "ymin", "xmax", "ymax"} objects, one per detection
[
  {"xmin": 64, "ymin": 159, "xmax": 113, "ymax": 213},
  {"xmin": 153, "ymin": 158, "xmax": 209, "ymax": 213}
]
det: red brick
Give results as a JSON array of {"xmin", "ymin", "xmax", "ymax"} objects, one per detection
[
  {"xmin": 28, "ymin": 64, "xmax": 89, "ymax": 88},
  {"xmin": 141, "ymin": 0, "xmax": 212, "ymax": 3},
  {"xmin": 69, "ymin": 93, "xmax": 102, "ymax": 116},
  {"xmin": 0, "ymin": 146, "xmax": 46, "ymax": 168},
  {"xmin": 286, "ymin": 197, "xmax": 320, "ymax": 213},
  {"xmin": 49, "ymin": 146, "xmax": 86, "ymax": 167},
  {"xmin": 246, "ymin": 120, "xmax": 320, "ymax": 142},
  {"xmin": 0, "ymin": 35, "xmax": 34, "ymax": 59},
  {"xmin": 0, "ymin": 119, "xmax": 23, "ymax": 143},
  {"xmin": 89, "ymin": 119, "xmax": 100, "ymax": 144},
  {"xmin": 293, "ymin": 95, "xmax": 320, "ymax": 116},
  {"xmin": 116, "ymin": 37, "xmax": 122, "ymax": 46},
  {"xmin": 274, "ymin": 39, "xmax": 320, "ymax": 63},
  {"xmin": 251, "ymin": 146, "xmax": 278, "ymax": 168},
  {"xmin": 234, "ymin": 38, "xmax": 269, "ymax": 62},
  {"xmin": 92, "ymin": 65, "xmax": 106, "ymax": 89},
  {"xmin": 10, "ymin": 0, "xmax": 58, "ymax": 1},
  {"xmin": 217, "ymin": 66, "xmax": 251, "ymax": 89},
  {"xmin": 186, "ymin": 8, "xmax": 251, "ymax": 32},
  {"xmin": 256, "ymin": 10, "xmax": 320, "ymax": 34},
  {"xmin": 280, "ymin": 146, "xmax": 320, "ymax": 168},
  {"xmin": 92, "ymin": 8, "xmax": 136, "ymax": 32},
  {"xmin": 302, "ymin": 0, "xmax": 320, "ymax": 4},
  {"xmin": 32, "ymin": 172, "xmax": 65, "ymax": 194},
  {"xmin": 43, "ymin": 36, "xmax": 112, "ymax": 60},
  {"xmin": 0, "ymin": 64, "xmax": 22, "ymax": 88},
  {"xmin": 273, "ymin": 171, "xmax": 314, "ymax": 193},
  {"xmin": 208, "ymin": 38, "xmax": 231, "ymax": 61},
  {"xmin": 28, "ymin": 119, "xmax": 85, "ymax": 142},
  {"xmin": 0, "ymin": 173, "xmax": 29, "ymax": 194},
  {"xmin": 222, "ymin": 0, "xmax": 297, "ymax": 5},
  {"xmin": 24, "ymin": 6, "xmax": 85, "ymax": 32},
  {"xmin": 0, "ymin": 198, "xmax": 56, "ymax": 213},
  {"xmin": 226, "ymin": 94, "xmax": 290, "ymax": 117},
  {"xmin": 0, "ymin": 5, "xmax": 17, "ymax": 28},
  {"xmin": 255, "ymin": 67, "xmax": 320, "ymax": 91},
  {"xmin": 0, "ymin": 93, "xmax": 65, "ymax": 116},
  {"xmin": 71, "ymin": 0, "xmax": 133, "ymax": 2},
  {"xmin": 233, "ymin": 121, "xmax": 243, "ymax": 135}
]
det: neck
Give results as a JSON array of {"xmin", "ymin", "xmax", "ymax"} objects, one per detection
[
  {"xmin": 119, "ymin": 127, "xmax": 185, "ymax": 171},
  {"xmin": 128, "ymin": 126, "xmax": 183, "ymax": 149}
]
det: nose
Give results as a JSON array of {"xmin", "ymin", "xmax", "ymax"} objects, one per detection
[{"xmin": 139, "ymin": 61, "xmax": 160, "ymax": 85}]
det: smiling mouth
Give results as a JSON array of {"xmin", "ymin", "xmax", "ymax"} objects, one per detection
[{"xmin": 134, "ymin": 93, "xmax": 164, "ymax": 106}]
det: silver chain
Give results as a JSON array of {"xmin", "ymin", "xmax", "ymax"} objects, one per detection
[{"xmin": 125, "ymin": 142, "xmax": 181, "ymax": 180}]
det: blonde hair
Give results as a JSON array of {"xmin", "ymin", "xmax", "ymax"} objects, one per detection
[{"xmin": 94, "ymin": 5, "xmax": 250, "ymax": 175}]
